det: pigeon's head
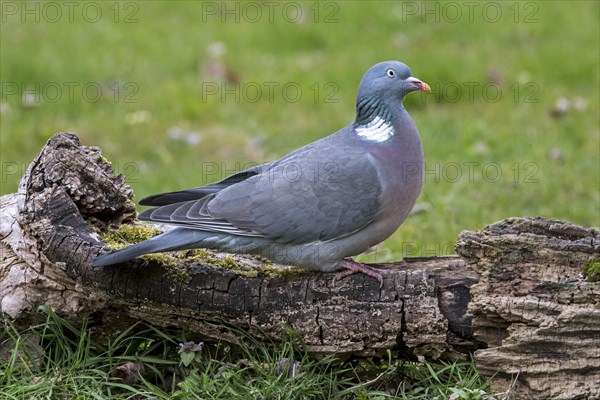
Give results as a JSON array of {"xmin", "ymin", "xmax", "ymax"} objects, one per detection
[{"xmin": 357, "ymin": 61, "xmax": 431, "ymax": 102}]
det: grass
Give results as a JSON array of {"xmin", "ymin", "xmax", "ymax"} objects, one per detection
[
  {"xmin": 0, "ymin": 3, "xmax": 597, "ymax": 397},
  {"xmin": 1, "ymin": 1, "xmax": 598, "ymax": 263},
  {"xmin": 0, "ymin": 306, "xmax": 496, "ymax": 400},
  {"xmin": 0, "ymin": 307, "xmax": 176, "ymax": 399}
]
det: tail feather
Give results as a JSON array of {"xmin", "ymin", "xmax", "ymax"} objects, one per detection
[{"xmin": 91, "ymin": 228, "xmax": 207, "ymax": 267}]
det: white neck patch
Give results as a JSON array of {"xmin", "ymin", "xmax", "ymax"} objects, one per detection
[{"xmin": 356, "ymin": 116, "xmax": 394, "ymax": 142}]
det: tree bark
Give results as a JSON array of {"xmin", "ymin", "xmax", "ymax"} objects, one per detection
[
  {"xmin": 456, "ymin": 218, "xmax": 599, "ymax": 399},
  {"xmin": 1, "ymin": 132, "xmax": 598, "ymax": 399}
]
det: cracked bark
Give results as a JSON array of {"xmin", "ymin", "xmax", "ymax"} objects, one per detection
[
  {"xmin": 456, "ymin": 218, "xmax": 599, "ymax": 399},
  {"xmin": 1, "ymin": 132, "xmax": 598, "ymax": 400}
]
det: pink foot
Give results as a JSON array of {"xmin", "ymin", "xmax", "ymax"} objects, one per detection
[{"xmin": 333, "ymin": 258, "xmax": 383, "ymax": 288}]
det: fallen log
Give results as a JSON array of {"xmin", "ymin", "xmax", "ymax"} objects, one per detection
[
  {"xmin": 0, "ymin": 132, "xmax": 479, "ymax": 358},
  {"xmin": 1, "ymin": 132, "xmax": 598, "ymax": 399},
  {"xmin": 456, "ymin": 218, "xmax": 600, "ymax": 399}
]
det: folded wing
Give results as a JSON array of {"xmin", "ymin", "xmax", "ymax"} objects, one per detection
[{"xmin": 139, "ymin": 134, "xmax": 383, "ymax": 244}]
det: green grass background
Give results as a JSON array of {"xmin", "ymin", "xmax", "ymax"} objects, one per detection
[{"xmin": 1, "ymin": 1, "xmax": 598, "ymax": 263}]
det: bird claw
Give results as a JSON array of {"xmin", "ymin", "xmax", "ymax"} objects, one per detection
[{"xmin": 332, "ymin": 258, "xmax": 384, "ymax": 288}]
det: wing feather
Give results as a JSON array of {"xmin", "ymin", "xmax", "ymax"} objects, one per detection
[
  {"xmin": 138, "ymin": 164, "xmax": 270, "ymax": 206},
  {"xmin": 138, "ymin": 130, "xmax": 384, "ymax": 244}
]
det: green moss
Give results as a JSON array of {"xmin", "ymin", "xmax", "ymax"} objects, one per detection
[
  {"xmin": 185, "ymin": 249, "xmax": 211, "ymax": 263},
  {"xmin": 583, "ymin": 258, "xmax": 600, "ymax": 282},
  {"xmin": 142, "ymin": 253, "xmax": 191, "ymax": 283},
  {"xmin": 126, "ymin": 197, "xmax": 137, "ymax": 208},
  {"xmin": 219, "ymin": 255, "xmax": 243, "ymax": 269},
  {"xmin": 99, "ymin": 225, "xmax": 312, "ymax": 280},
  {"xmin": 210, "ymin": 255, "xmax": 260, "ymax": 278},
  {"xmin": 187, "ymin": 250, "xmax": 311, "ymax": 280},
  {"xmin": 99, "ymin": 224, "xmax": 191, "ymax": 282},
  {"xmin": 182, "ymin": 249, "xmax": 259, "ymax": 278},
  {"xmin": 98, "ymin": 154, "xmax": 113, "ymax": 167},
  {"xmin": 201, "ymin": 253, "xmax": 314, "ymax": 279},
  {"xmin": 250, "ymin": 255, "xmax": 273, "ymax": 265},
  {"xmin": 261, "ymin": 264, "xmax": 312, "ymax": 279},
  {"xmin": 100, "ymin": 224, "xmax": 162, "ymax": 250}
]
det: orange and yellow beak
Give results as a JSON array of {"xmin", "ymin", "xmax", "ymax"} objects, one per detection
[{"xmin": 407, "ymin": 76, "xmax": 431, "ymax": 92}]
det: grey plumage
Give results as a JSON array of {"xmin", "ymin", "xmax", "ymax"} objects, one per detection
[{"xmin": 92, "ymin": 61, "xmax": 430, "ymax": 281}]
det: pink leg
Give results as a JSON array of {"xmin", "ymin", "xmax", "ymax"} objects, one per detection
[{"xmin": 333, "ymin": 258, "xmax": 383, "ymax": 288}]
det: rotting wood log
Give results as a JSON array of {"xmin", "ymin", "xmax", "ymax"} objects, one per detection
[
  {"xmin": 1, "ymin": 132, "xmax": 598, "ymax": 399},
  {"xmin": 456, "ymin": 218, "xmax": 599, "ymax": 400},
  {"xmin": 0, "ymin": 132, "xmax": 481, "ymax": 359}
]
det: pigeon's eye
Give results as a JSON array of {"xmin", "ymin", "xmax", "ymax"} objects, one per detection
[{"xmin": 386, "ymin": 69, "xmax": 396, "ymax": 77}]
